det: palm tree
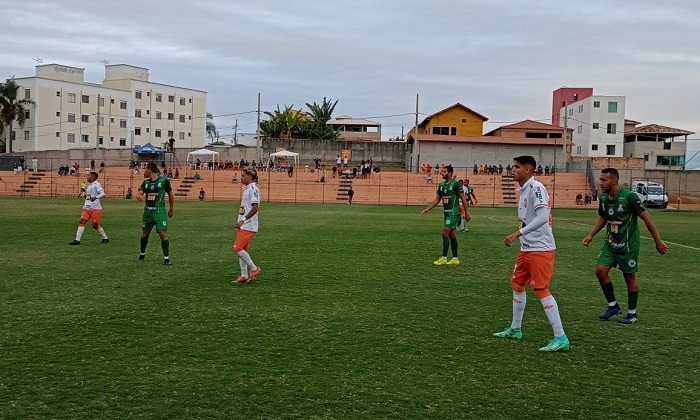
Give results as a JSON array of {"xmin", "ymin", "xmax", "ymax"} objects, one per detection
[
  {"xmin": 261, "ymin": 105, "xmax": 306, "ymax": 139},
  {"xmin": 206, "ymin": 112, "xmax": 217, "ymax": 142},
  {"xmin": 0, "ymin": 79, "xmax": 35, "ymax": 153},
  {"xmin": 305, "ymin": 97, "xmax": 340, "ymax": 140}
]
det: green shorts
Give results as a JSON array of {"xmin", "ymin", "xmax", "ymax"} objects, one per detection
[
  {"xmin": 443, "ymin": 214, "xmax": 461, "ymax": 230},
  {"xmin": 597, "ymin": 245, "xmax": 639, "ymax": 274},
  {"xmin": 142, "ymin": 211, "xmax": 168, "ymax": 232}
]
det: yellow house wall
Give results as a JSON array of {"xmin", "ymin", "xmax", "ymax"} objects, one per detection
[{"xmin": 424, "ymin": 107, "xmax": 484, "ymax": 136}]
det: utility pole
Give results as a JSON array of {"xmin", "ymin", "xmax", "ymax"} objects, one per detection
[
  {"xmin": 96, "ymin": 94, "xmax": 101, "ymax": 155},
  {"xmin": 414, "ymin": 94, "xmax": 419, "ymax": 172},
  {"xmin": 562, "ymin": 101, "xmax": 568, "ymax": 173},
  {"xmin": 256, "ymin": 93, "xmax": 261, "ymax": 162},
  {"xmin": 234, "ymin": 119, "xmax": 238, "ymax": 145}
]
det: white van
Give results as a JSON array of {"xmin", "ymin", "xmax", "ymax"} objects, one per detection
[{"xmin": 631, "ymin": 180, "xmax": 668, "ymax": 209}]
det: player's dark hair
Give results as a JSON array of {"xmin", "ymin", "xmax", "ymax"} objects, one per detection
[
  {"xmin": 446, "ymin": 165, "xmax": 454, "ymax": 174},
  {"xmin": 243, "ymin": 167, "xmax": 258, "ymax": 181},
  {"xmin": 514, "ymin": 155, "xmax": 537, "ymax": 169},
  {"xmin": 601, "ymin": 167, "xmax": 619, "ymax": 180},
  {"xmin": 146, "ymin": 162, "xmax": 159, "ymax": 173},
  {"xmin": 90, "ymin": 171, "xmax": 98, "ymax": 179}
]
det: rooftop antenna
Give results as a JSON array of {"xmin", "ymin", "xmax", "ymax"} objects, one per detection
[
  {"xmin": 100, "ymin": 60, "xmax": 109, "ymax": 65},
  {"xmin": 32, "ymin": 57, "xmax": 43, "ymax": 66}
]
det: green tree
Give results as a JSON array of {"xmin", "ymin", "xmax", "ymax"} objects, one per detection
[
  {"xmin": 206, "ymin": 112, "xmax": 217, "ymax": 142},
  {"xmin": 304, "ymin": 97, "xmax": 340, "ymax": 140},
  {"xmin": 0, "ymin": 79, "xmax": 35, "ymax": 153},
  {"xmin": 260, "ymin": 104, "xmax": 306, "ymax": 139}
]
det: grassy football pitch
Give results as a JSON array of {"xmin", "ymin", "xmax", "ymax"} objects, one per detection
[{"xmin": 0, "ymin": 198, "xmax": 698, "ymax": 419}]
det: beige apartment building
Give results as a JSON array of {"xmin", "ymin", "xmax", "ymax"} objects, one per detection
[{"xmin": 8, "ymin": 63, "xmax": 207, "ymax": 152}]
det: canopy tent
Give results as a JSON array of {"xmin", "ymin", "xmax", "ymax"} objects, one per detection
[
  {"xmin": 269, "ymin": 150, "xmax": 299, "ymax": 165},
  {"xmin": 132, "ymin": 142, "xmax": 163, "ymax": 155},
  {"xmin": 187, "ymin": 148, "xmax": 220, "ymax": 164}
]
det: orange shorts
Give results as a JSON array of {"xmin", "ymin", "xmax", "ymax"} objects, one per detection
[
  {"xmin": 80, "ymin": 209, "xmax": 102, "ymax": 223},
  {"xmin": 233, "ymin": 229, "xmax": 256, "ymax": 252},
  {"xmin": 511, "ymin": 250, "xmax": 556, "ymax": 290}
]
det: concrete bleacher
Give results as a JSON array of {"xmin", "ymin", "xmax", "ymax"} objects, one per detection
[{"xmin": 0, "ymin": 166, "xmax": 593, "ymax": 208}]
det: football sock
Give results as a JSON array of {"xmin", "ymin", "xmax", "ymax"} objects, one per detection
[
  {"xmin": 511, "ymin": 291, "xmax": 526, "ymax": 329},
  {"xmin": 97, "ymin": 227, "xmax": 108, "ymax": 239},
  {"xmin": 161, "ymin": 240, "xmax": 169, "ymax": 258},
  {"xmin": 239, "ymin": 257, "xmax": 248, "ymax": 278},
  {"xmin": 628, "ymin": 291, "xmax": 639, "ymax": 311},
  {"xmin": 449, "ymin": 237, "xmax": 458, "ymax": 258},
  {"xmin": 140, "ymin": 237, "xmax": 148, "ymax": 254},
  {"xmin": 75, "ymin": 226, "xmax": 85, "ymax": 241},
  {"xmin": 442, "ymin": 237, "xmax": 449, "ymax": 257},
  {"xmin": 236, "ymin": 250, "xmax": 256, "ymax": 271},
  {"xmin": 540, "ymin": 295, "xmax": 565, "ymax": 337},
  {"xmin": 601, "ymin": 281, "xmax": 616, "ymax": 304}
]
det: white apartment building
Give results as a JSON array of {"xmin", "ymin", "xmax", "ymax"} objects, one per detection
[
  {"xmin": 560, "ymin": 95, "xmax": 625, "ymax": 158},
  {"xmin": 7, "ymin": 63, "xmax": 207, "ymax": 152}
]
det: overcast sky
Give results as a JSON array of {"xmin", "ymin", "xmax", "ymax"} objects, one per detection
[{"xmin": 2, "ymin": 0, "xmax": 699, "ymax": 166}]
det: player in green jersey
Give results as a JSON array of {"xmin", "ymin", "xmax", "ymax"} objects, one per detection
[
  {"xmin": 422, "ymin": 165, "xmax": 470, "ymax": 266},
  {"xmin": 136, "ymin": 162, "xmax": 175, "ymax": 265},
  {"xmin": 583, "ymin": 168, "xmax": 667, "ymax": 324}
]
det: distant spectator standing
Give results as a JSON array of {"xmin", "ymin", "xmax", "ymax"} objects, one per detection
[
  {"xmin": 32, "ymin": 158, "xmax": 38, "ymax": 173},
  {"xmin": 348, "ymin": 186, "xmax": 354, "ymax": 205},
  {"xmin": 99, "ymin": 161, "xmax": 105, "ymax": 173},
  {"xmin": 199, "ymin": 188, "xmax": 205, "ymax": 201},
  {"xmin": 90, "ymin": 159, "xmax": 95, "ymax": 171}
]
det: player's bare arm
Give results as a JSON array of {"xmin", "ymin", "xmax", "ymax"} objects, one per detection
[
  {"xmin": 422, "ymin": 196, "xmax": 441, "ymax": 215},
  {"xmin": 583, "ymin": 216, "xmax": 607, "ymax": 247},
  {"xmin": 504, "ymin": 230, "xmax": 521, "ymax": 247},
  {"xmin": 639, "ymin": 211, "xmax": 668, "ymax": 254},
  {"xmin": 167, "ymin": 191, "xmax": 175, "ymax": 218},
  {"xmin": 136, "ymin": 189, "xmax": 145, "ymax": 201}
]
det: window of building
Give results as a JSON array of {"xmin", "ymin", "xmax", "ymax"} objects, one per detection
[
  {"xmin": 179, "ymin": 97, "xmax": 186, "ymax": 106},
  {"xmin": 146, "ymin": 110, "xmax": 149, "ymax": 115},
  {"xmin": 56, "ymin": 91, "xmax": 61, "ymax": 97},
  {"xmin": 135, "ymin": 127, "xmax": 141, "ymax": 136},
  {"xmin": 644, "ymin": 154, "xmax": 649, "ymax": 162},
  {"xmin": 110, "ymin": 136, "xmax": 114, "ymax": 142},
  {"xmin": 119, "ymin": 138, "xmax": 126, "ymax": 146},
  {"xmin": 189, "ymin": 98, "xmax": 192, "ymax": 103},
  {"xmin": 577, "ymin": 125, "xmax": 582, "ymax": 134},
  {"xmin": 431, "ymin": 126, "xmax": 456, "ymax": 135},
  {"xmin": 592, "ymin": 144, "xmax": 598, "ymax": 151},
  {"xmin": 24, "ymin": 109, "xmax": 30, "ymax": 119},
  {"xmin": 168, "ymin": 95, "xmax": 175, "ymax": 103},
  {"xmin": 67, "ymin": 133, "xmax": 75, "ymax": 143},
  {"xmin": 99, "ymin": 116, "xmax": 104, "ymax": 126},
  {"xmin": 461, "ymin": 118, "xmax": 467, "ymax": 123},
  {"xmin": 119, "ymin": 119, "xmax": 127, "ymax": 128},
  {"xmin": 135, "ymin": 91, "xmax": 142, "ymax": 99},
  {"xmin": 576, "ymin": 145, "xmax": 581, "ymax": 154},
  {"xmin": 81, "ymin": 134, "xmax": 89, "ymax": 143},
  {"xmin": 68, "ymin": 93, "xmax": 76, "ymax": 103},
  {"xmin": 68, "ymin": 113, "xmax": 76, "ymax": 123},
  {"xmin": 110, "ymin": 98, "xmax": 114, "ymax": 104},
  {"xmin": 606, "ymin": 123, "xmax": 616, "ymax": 134},
  {"xmin": 663, "ymin": 141, "xmax": 672, "ymax": 150},
  {"xmin": 606, "ymin": 145, "xmax": 616, "ymax": 155},
  {"xmin": 156, "ymin": 93, "xmax": 162, "ymax": 102},
  {"xmin": 25, "ymin": 89, "xmax": 31, "ymax": 99},
  {"xmin": 179, "ymin": 114, "xmax": 185, "ymax": 123},
  {"xmin": 120, "ymin": 100, "xmax": 127, "ymax": 110},
  {"xmin": 188, "ymin": 132, "xmax": 191, "ymax": 137},
  {"xmin": 578, "ymin": 104, "xmax": 583, "ymax": 113},
  {"xmin": 168, "ymin": 113, "xmax": 174, "ymax": 120},
  {"xmin": 592, "ymin": 123, "xmax": 599, "ymax": 129},
  {"xmin": 82, "ymin": 95, "xmax": 89, "ymax": 104},
  {"xmin": 155, "ymin": 129, "xmax": 162, "ymax": 138},
  {"xmin": 179, "ymin": 132, "xmax": 185, "ymax": 140},
  {"xmin": 56, "ymin": 132, "xmax": 60, "ymax": 137},
  {"xmin": 110, "ymin": 118, "xmax": 114, "ymax": 123},
  {"xmin": 656, "ymin": 155, "xmax": 685, "ymax": 166},
  {"xmin": 146, "ymin": 128, "xmax": 149, "ymax": 133},
  {"xmin": 24, "ymin": 130, "xmax": 29, "ymax": 141},
  {"xmin": 155, "ymin": 111, "xmax": 162, "ymax": 120},
  {"xmin": 99, "ymin": 136, "xmax": 104, "ymax": 145},
  {"xmin": 98, "ymin": 97, "xmax": 105, "ymax": 107},
  {"xmin": 147, "ymin": 92, "xmax": 150, "ymax": 96},
  {"xmin": 135, "ymin": 109, "xmax": 142, "ymax": 118},
  {"xmin": 569, "ymin": 109, "xmax": 573, "ymax": 116},
  {"xmin": 608, "ymin": 102, "xmax": 618, "ymax": 113},
  {"xmin": 81, "ymin": 114, "xmax": 89, "ymax": 123},
  {"xmin": 167, "ymin": 130, "xmax": 174, "ymax": 138},
  {"xmin": 593, "ymin": 101, "xmax": 600, "ymax": 108},
  {"xmin": 9, "ymin": 131, "xmax": 14, "ymax": 141}
]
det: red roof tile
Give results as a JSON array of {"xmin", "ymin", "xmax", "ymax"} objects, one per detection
[{"xmin": 625, "ymin": 124, "xmax": 694, "ymax": 135}]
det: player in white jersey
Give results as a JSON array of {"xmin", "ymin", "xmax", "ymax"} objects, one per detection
[
  {"xmin": 233, "ymin": 167, "xmax": 262, "ymax": 284},
  {"xmin": 493, "ymin": 156, "xmax": 569, "ymax": 352},
  {"xmin": 69, "ymin": 171, "xmax": 109, "ymax": 245}
]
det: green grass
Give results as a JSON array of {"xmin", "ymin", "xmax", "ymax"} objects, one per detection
[{"xmin": 0, "ymin": 198, "xmax": 698, "ymax": 419}]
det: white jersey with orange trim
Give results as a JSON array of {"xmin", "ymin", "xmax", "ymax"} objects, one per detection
[
  {"xmin": 517, "ymin": 177, "xmax": 555, "ymax": 252},
  {"xmin": 238, "ymin": 182, "xmax": 260, "ymax": 232},
  {"xmin": 83, "ymin": 181, "xmax": 106, "ymax": 210}
]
